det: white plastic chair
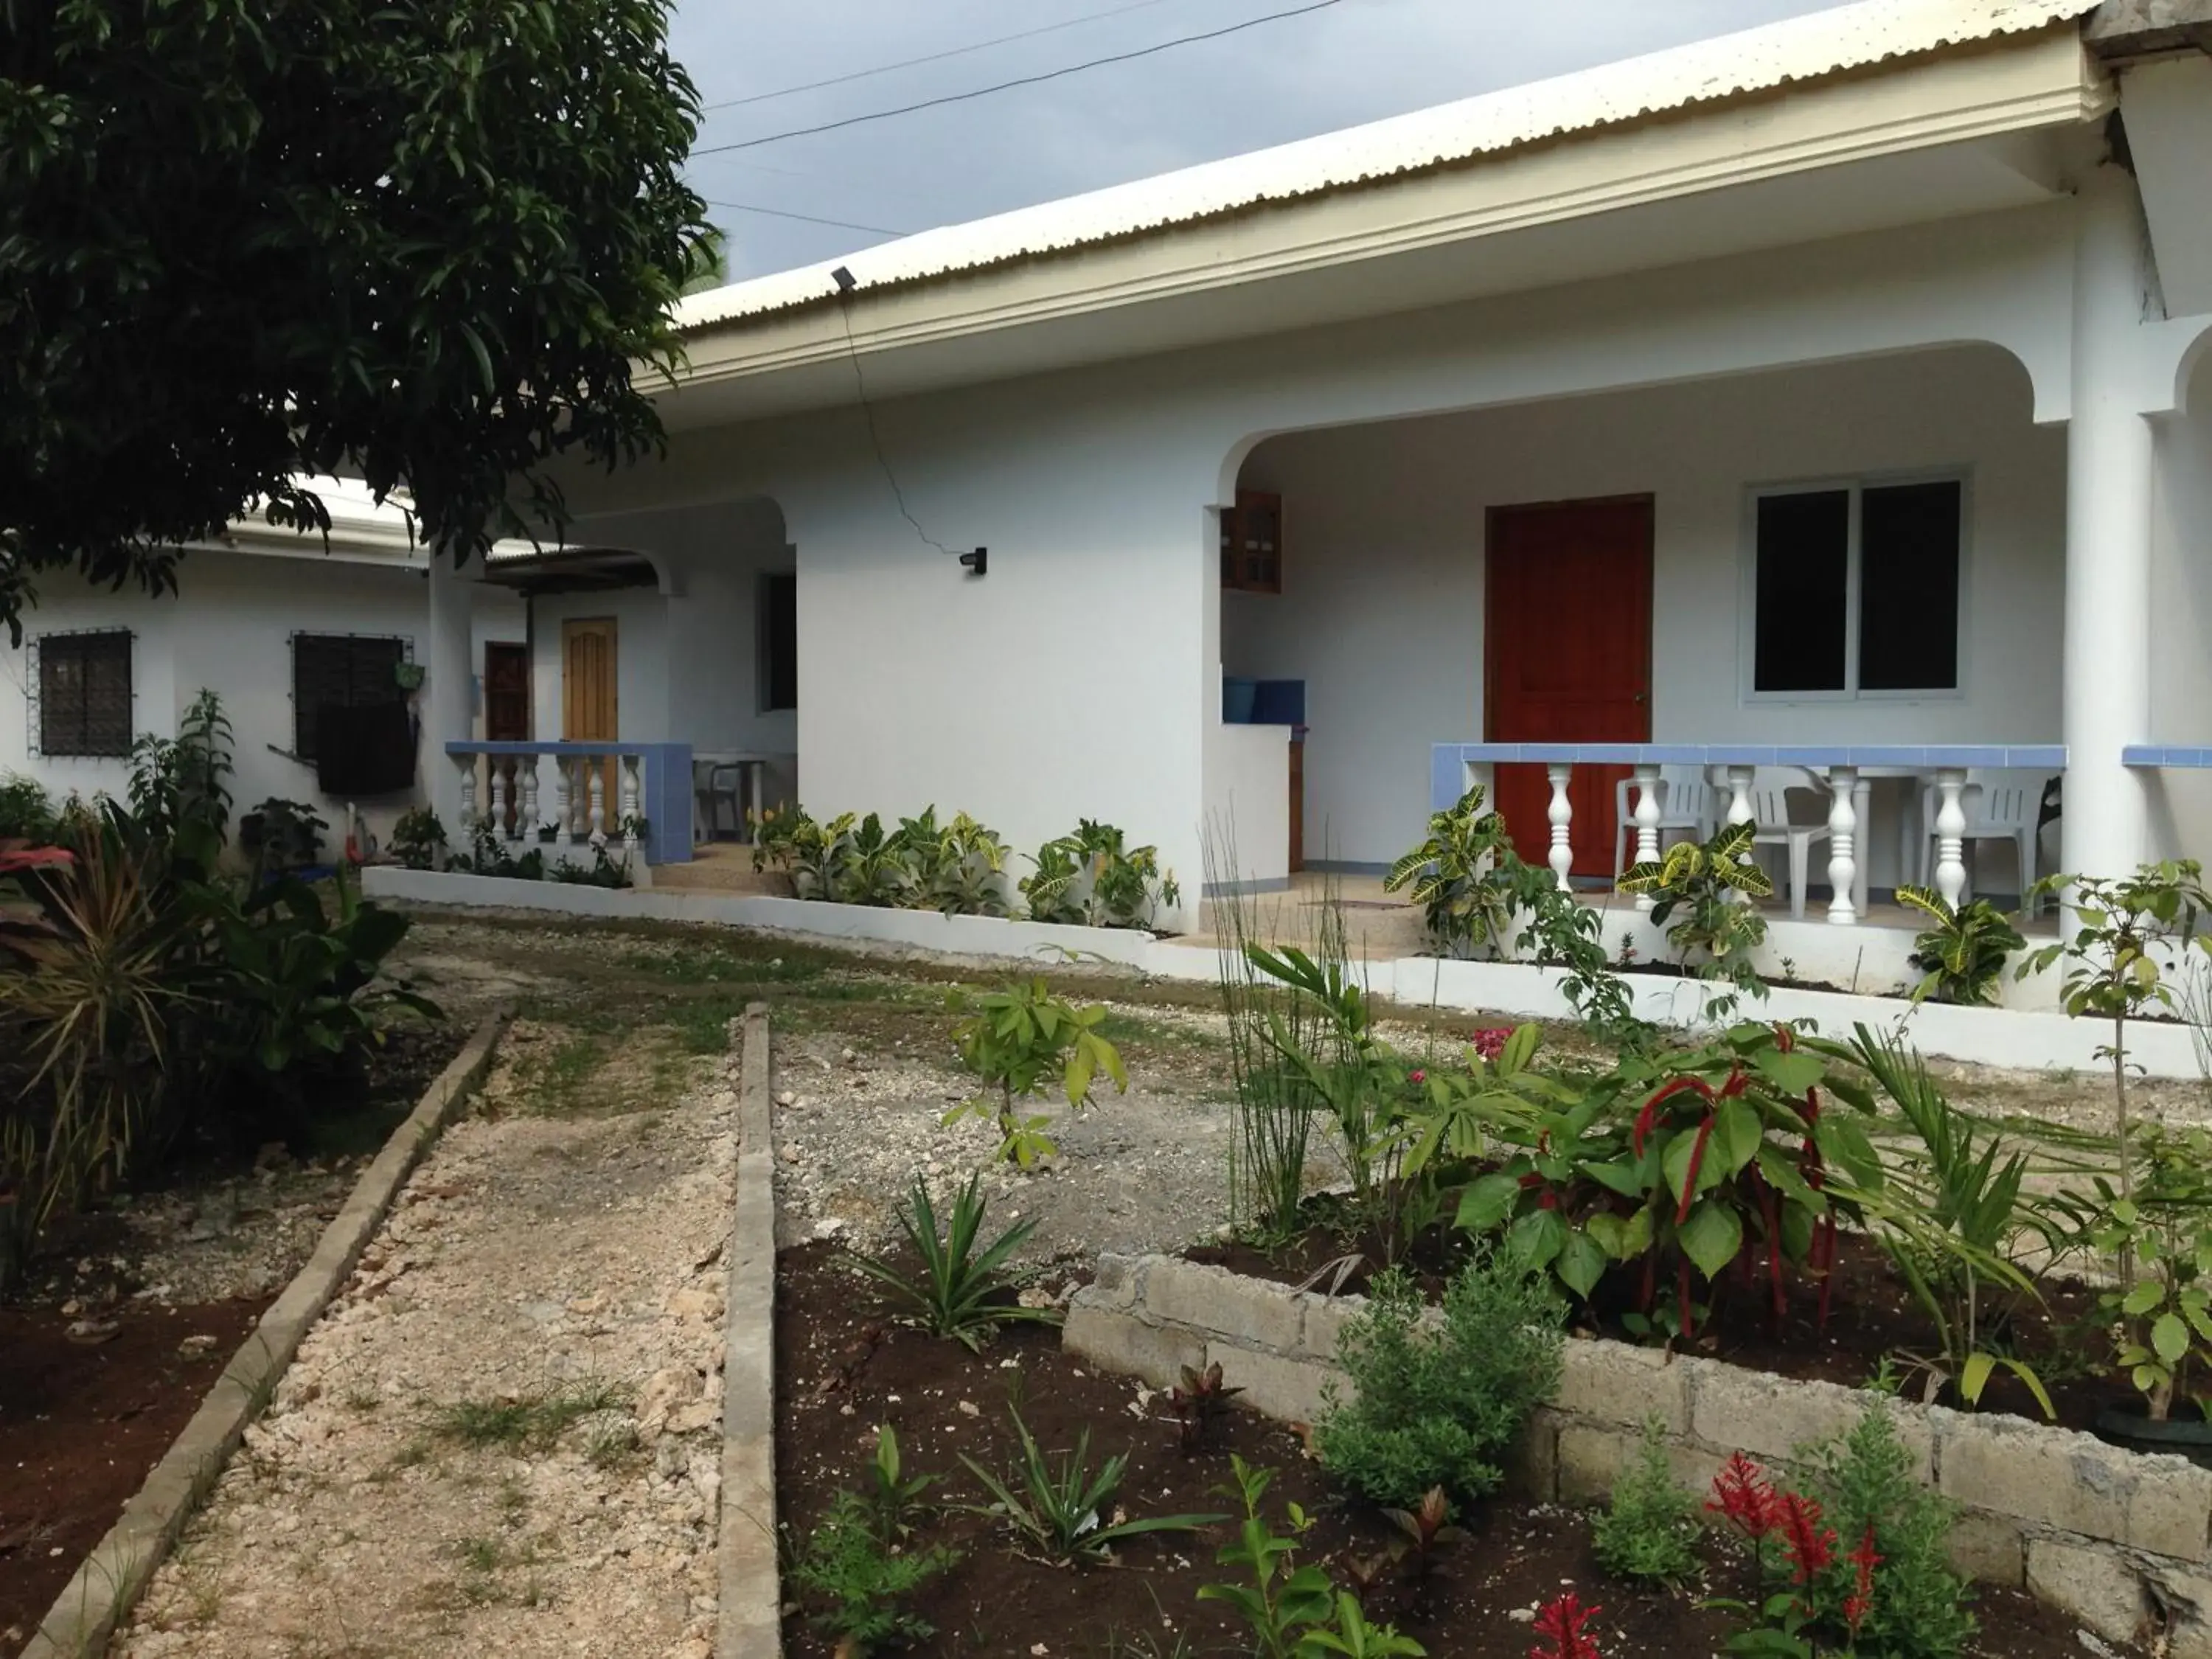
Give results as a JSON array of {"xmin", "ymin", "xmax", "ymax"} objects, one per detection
[
  {"xmin": 1613, "ymin": 767, "xmax": 1720, "ymax": 878},
  {"xmin": 1740, "ymin": 769, "xmax": 1832, "ymax": 922},
  {"xmin": 1918, "ymin": 772, "xmax": 2045, "ymax": 912}
]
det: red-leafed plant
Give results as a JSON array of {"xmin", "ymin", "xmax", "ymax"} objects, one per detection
[
  {"xmin": 1441, "ymin": 1022, "xmax": 1885, "ymax": 1343},
  {"xmin": 1528, "ymin": 1590, "xmax": 1603, "ymax": 1659}
]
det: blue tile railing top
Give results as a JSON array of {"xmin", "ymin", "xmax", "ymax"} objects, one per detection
[
  {"xmin": 1430, "ymin": 742, "xmax": 2068, "ymax": 810},
  {"xmin": 2124, "ymin": 746, "xmax": 2212, "ymax": 769}
]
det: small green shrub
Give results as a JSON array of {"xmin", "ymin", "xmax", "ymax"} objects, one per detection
[
  {"xmin": 390, "ymin": 807, "xmax": 448, "ymax": 871},
  {"xmin": 1590, "ymin": 1417, "xmax": 1700, "ymax": 1586},
  {"xmin": 1898, "ymin": 889, "xmax": 2024, "ymax": 1007},
  {"xmin": 789, "ymin": 1489, "xmax": 958, "ymax": 1654},
  {"xmin": 1021, "ymin": 819, "xmax": 1180, "ymax": 930},
  {"xmin": 0, "ymin": 774, "xmax": 57, "ymax": 844},
  {"xmin": 1802, "ymin": 1402, "xmax": 1975, "ymax": 1659},
  {"xmin": 1315, "ymin": 1248, "xmax": 1565, "ymax": 1512},
  {"xmin": 1199, "ymin": 1457, "xmax": 1425, "ymax": 1659},
  {"xmin": 943, "ymin": 978, "xmax": 1126, "ymax": 1166},
  {"xmin": 1384, "ymin": 783, "xmax": 1519, "ymax": 959}
]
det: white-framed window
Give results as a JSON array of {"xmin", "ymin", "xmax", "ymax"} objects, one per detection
[
  {"xmin": 32, "ymin": 629, "xmax": 134, "ymax": 757},
  {"xmin": 1744, "ymin": 475, "xmax": 1966, "ymax": 700}
]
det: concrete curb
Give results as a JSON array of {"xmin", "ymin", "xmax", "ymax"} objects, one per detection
[
  {"xmin": 21, "ymin": 1009, "xmax": 509, "ymax": 1659},
  {"xmin": 717, "ymin": 1002, "xmax": 782, "ymax": 1659}
]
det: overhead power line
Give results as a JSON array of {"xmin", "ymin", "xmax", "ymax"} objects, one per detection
[
  {"xmin": 701, "ymin": 198, "xmax": 910, "ymax": 237},
  {"xmin": 702, "ymin": 0, "xmax": 1178, "ymax": 112},
  {"xmin": 692, "ymin": 0, "xmax": 1348, "ymax": 156}
]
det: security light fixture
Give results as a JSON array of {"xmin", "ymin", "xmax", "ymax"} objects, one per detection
[
  {"xmin": 831, "ymin": 265, "xmax": 857, "ymax": 293},
  {"xmin": 958, "ymin": 547, "xmax": 987, "ymax": 576}
]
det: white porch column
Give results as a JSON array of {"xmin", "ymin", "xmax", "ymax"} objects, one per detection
[
  {"xmin": 1933, "ymin": 768, "xmax": 1970, "ymax": 908},
  {"xmin": 2062, "ymin": 165, "xmax": 2155, "ymax": 889},
  {"xmin": 1826, "ymin": 765, "xmax": 1859, "ymax": 925},
  {"xmin": 1725, "ymin": 766, "xmax": 1756, "ymax": 828},
  {"xmin": 1632, "ymin": 764, "xmax": 1663, "ymax": 911},
  {"xmin": 1545, "ymin": 764, "xmax": 1574, "ymax": 891},
  {"xmin": 423, "ymin": 551, "xmax": 476, "ymax": 833}
]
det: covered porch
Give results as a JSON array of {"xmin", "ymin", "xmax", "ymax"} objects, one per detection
[
  {"xmin": 422, "ymin": 495, "xmax": 801, "ymax": 869},
  {"xmin": 1201, "ymin": 271, "xmax": 2211, "ymax": 952}
]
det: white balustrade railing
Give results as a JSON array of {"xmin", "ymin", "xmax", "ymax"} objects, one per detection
[
  {"xmin": 443, "ymin": 742, "xmax": 689, "ymax": 869},
  {"xmin": 1434, "ymin": 742, "xmax": 2066, "ymax": 928}
]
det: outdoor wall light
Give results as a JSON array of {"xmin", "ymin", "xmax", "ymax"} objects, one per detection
[
  {"xmin": 831, "ymin": 265, "xmax": 857, "ymax": 293},
  {"xmin": 958, "ymin": 546, "xmax": 987, "ymax": 576}
]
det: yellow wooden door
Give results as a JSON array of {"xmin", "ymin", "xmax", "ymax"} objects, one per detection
[{"xmin": 561, "ymin": 619, "xmax": 619, "ymax": 830}]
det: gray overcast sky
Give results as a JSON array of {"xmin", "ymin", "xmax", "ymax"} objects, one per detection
[{"xmin": 669, "ymin": 0, "xmax": 1856, "ymax": 282}]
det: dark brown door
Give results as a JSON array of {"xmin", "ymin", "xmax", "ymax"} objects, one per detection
[
  {"xmin": 484, "ymin": 642, "xmax": 530, "ymax": 740},
  {"xmin": 1484, "ymin": 498, "xmax": 1653, "ymax": 877},
  {"xmin": 484, "ymin": 641, "xmax": 530, "ymax": 832}
]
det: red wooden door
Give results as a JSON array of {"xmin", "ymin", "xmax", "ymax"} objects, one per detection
[{"xmin": 1484, "ymin": 498, "xmax": 1653, "ymax": 877}]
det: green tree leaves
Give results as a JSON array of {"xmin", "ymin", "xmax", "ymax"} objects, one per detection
[{"xmin": 0, "ymin": 0, "xmax": 713, "ymax": 636}]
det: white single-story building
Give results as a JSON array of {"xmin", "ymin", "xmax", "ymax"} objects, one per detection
[
  {"xmin": 1, "ymin": 479, "xmax": 525, "ymax": 854},
  {"xmin": 428, "ymin": 0, "xmax": 2212, "ymax": 933}
]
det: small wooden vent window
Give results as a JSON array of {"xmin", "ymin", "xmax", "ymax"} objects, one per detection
[
  {"xmin": 1220, "ymin": 490, "xmax": 1283, "ymax": 594},
  {"xmin": 292, "ymin": 633, "xmax": 407, "ymax": 761}
]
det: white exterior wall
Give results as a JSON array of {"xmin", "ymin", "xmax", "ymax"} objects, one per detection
[
  {"xmin": 559, "ymin": 201, "xmax": 2144, "ymax": 921},
  {"xmin": 574, "ymin": 392, "xmax": 1220, "ymax": 901},
  {"xmin": 0, "ymin": 550, "xmax": 522, "ymax": 847},
  {"xmin": 1227, "ymin": 347, "xmax": 2066, "ymax": 872}
]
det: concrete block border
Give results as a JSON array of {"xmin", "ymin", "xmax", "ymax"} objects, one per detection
[
  {"xmin": 717, "ymin": 1003, "xmax": 782, "ymax": 1659},
  {"xmin": 1067, "ymin": 1253, "xmax": 2212, "ymax": 1657},
  {"xmin": 21, "ymin": 1009, "xmax": 509, "ymax": 1659}
]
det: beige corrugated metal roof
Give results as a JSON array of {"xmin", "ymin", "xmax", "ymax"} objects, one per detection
[{"xmin": 678, "ymin": 0, "xmax": 2098, "ymax": 333}]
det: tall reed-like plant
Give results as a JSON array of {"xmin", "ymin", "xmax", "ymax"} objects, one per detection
[{"xmin": 1206, "ymin": 824, "xmax": 1323, "ymax": 1239}]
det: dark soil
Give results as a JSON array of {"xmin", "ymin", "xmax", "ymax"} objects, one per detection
[
  {"xmin": 0, "ymin": 1296, "xmax": 268, "ymax": 1655},
  {"xmin": 777, "ymin": 1242, "xmax": 2119, "ymax": 1658},
  {"xmin": 1189, "ymin": 1214, "xmax": 2120, "ymax": 1438}
]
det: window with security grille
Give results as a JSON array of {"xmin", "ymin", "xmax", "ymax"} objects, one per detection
[
  {"xmin": 38, "ymin": 631, "xmax": 133, "ymax": 757},
  {"xmin": 292, "ymin": 633, "xmax": 407, "ymax": 760}
]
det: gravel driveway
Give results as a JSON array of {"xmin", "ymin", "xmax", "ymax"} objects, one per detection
[{"xmin": 112, "ymin": 1026, "xmax": 738, "ymax": 1659}]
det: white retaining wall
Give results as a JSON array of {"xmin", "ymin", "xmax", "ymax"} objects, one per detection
[{"xmin": 358, "ymin": 867, "xmax": 2207, "ymax": 1079}]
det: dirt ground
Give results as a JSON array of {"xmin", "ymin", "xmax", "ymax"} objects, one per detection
[
  {"xmin": 49, "ymin": 906, "xmax": 2193, "ymax": 1658},
  {"xmin": 774, "ymin": 1239, "xmax": 2135, "ymax": 1659}
]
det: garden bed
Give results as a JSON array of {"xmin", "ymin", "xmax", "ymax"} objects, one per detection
[
  {"xmin": 776, "ymin": 1240, "xmax": 2123, "ymax": 1658},
  {"xmin": 0, "ymin": 1299, "xmax": 266, "ymax": 1655},
  {"xmin": 1186, "ymin": 1210, "xmax": 2108, "ymax": 1435}
]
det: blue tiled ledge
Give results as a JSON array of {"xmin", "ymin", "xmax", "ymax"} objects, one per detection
[
  {"xmin": 2124, "ymin": 746, "xmax": 2212, "ymax": 769},
  {"xmin": 1430, "ymin": 742, "xmax": 2068, "ymax": 810}
]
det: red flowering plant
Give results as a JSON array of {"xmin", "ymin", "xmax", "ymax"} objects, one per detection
[
  {"xmin": 1528, "ymin": 1590, "xmax": 1603, "ymax": 1659},
  {"xmin": 1703, "ymin": 1455, "xmax": 1872, "ymax": 1657},
  {"xmin": 1423, "ymin": 1022, "xmax": 1884, "ymax": 1340}
]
